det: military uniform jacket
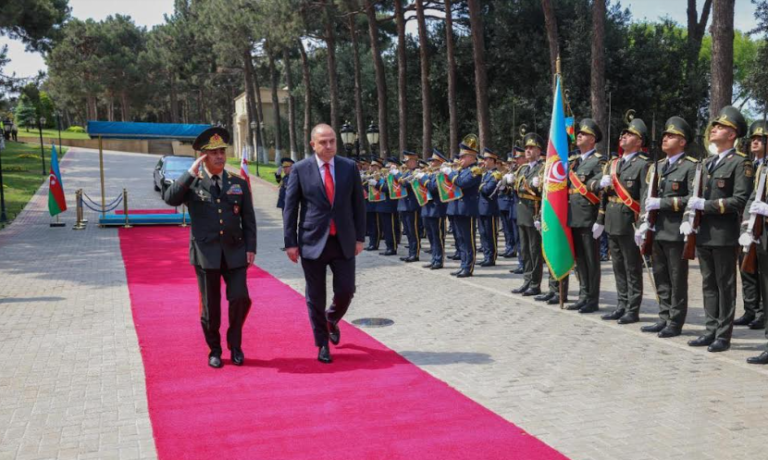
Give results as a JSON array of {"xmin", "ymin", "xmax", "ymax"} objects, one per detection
[
  {"xmin": 498, "ymin": 187, "xmax": 512, "ymax": 212},
  {"xmin": 597, "ymin": 153, "xmax": 650, "ymax": 236},
  {"xmin": 478, "ymin": 169, "xmax": 500, "ymax": 217},
  {"xmin": 695, "ymin": 149, "xmax": 753, "ymax": 247},
  {"xmin": 742, "ymin": 161, "xmax": 768, "ymax": 250},
  {"xmin": 164, "ymin": 170, "xmax": 257, "ymax": 270},
  {"xmin": 374, "ymin": 178, "xmax": 398, "ymax": 214},
  {"xmin": 568, "ymin": 151, "xmax": 606, "ymax": 228},
  {"xmin": 515, "ymin": 160, "xmax": 543, "ymax": 227},
  {"xmin": 639, "ymin": 154, "xmax": 697, "ymax": 242},
  {"xmin": 446, "ymin": 165, "xmax": 482, "ymax": 217},
  {"xmin": 420, "ymin": 174, "xmax": 447, "ymax": 218},
  {"xmin": 396, "ymin": 170, "xmax": 420, "ymax": 212},
  {"xmin": 277, "ymin": 175, "xmax": 287, "ymax": 209}
]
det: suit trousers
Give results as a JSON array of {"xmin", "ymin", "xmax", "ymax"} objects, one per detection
[
  {"xmin": 400, "ymin": 210, "xmax": 421, "ymax": 258},
  {"xmin": 519, "ymin": 225, "xmax": 543, "ymax": 290},
  {"xmin": 478, "ymin": 216, "xmax": 498, "ymax": 263},
  {"xmin": 454, "ymin": 216, "xmax": 476, "ymax": 272},
  {"xmin": 379, "ymin": 212, "xmax": 398, "ymax": 252},
  {"xmin": 698, "ymin": 246, "xmax": 738, "ymax": 341},
  {"xmin": 652, "ymin": 240, "xmax": 688, "ymax": 329},
  {"xmin": 366, "ymin": 211, "xmax": 380, "ymax": 249},
  {"xmin": 573, "ymin": 227, "xmax": 601, "ymax": 305},
  {"xmin": 300, "ymin": 235, "xmax": 356, "ymax": 347},
  {"xmin": 739, "ymin": 251, "xmax": 763, "ymax": 321},
  {"xmin": 609, "ymin": 234, "xmax": 644, "ymax": 314},
  {"xmin": 424, "ymin": 216, "xmax": 445, "ymax": 265},
  {"xmin": 195, "ymin": 256, "xmax": 251, "ymax": 356}
]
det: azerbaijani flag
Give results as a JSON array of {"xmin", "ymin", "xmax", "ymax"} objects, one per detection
[
  {"xmin": 48, "ymin": 144, "xmax": 67, "ymax": 216},
  {"xmin": 541, "ymin": 75, "xmax": 574, "ymax": 280},
  {"xmin": 436, "ymin": 172, "xmax": 463, "ymax": 203},
  {"xmin": 239, "ymin": 154, "xmax": 251, "ymax": 192}
]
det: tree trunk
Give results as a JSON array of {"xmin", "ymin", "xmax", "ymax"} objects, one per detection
[
  {"xmin": 86, "ymin": 94, "xmax": 97, "ymax": 121},
  {"xmin": 709, "ymin": 0, "xmax": 735, "ymax": 117},
  {"xmin": 366, "ymin": 0, "xmax": 389, "ymax": 157},
  {"xmin": 684, "ymin": 0, "xmax": 712, "ymax": 124},
  {"xmin": 107, "ymin": 96, "xmax": 114, "ymax": 122},
  {"xmin": 395, "ymin": 0, "xmax": 407, "ymax": 154},
  {"xmin": 322, "ymin": 0, "xmax": 341, "ymax": 143},
  {"xmin": 197, "ymin": 89, "xmax": 205, "ymax": 123},
  {"xmin": 247, "ymin": 55, "xmax": 266, "ymax": 162},
  {"xmin": 243, "ymin": 48, "xmax": 259, "ymax": 161},
  {"xmin": 541, "ymin": 0, "xmax": 559, "ymax": 85},
  {"xmin": 444, "ymin": 0, "xmax": 458, "ymax": 158},
  {"xmin": 267, "ymin": 46, "xmax": 282, "ymax": 162},
  {"xmin": 347, "ymin": 8, "xmax": 368, "ymax": 156},
  {"xmin": 467, "ymin": 0, "xmax": 491, "ymax": 149},
  {"xmin": 298, "ymin": 39, "xmax": 312, "ymax": 157},
  {"xmin": 120, "ymin": 90, "xmax": 130, "ymax": 121},
  {"xmin": 283, "ymin": 47, "xmax": 299, "ymax": 161},
  {"xmin": 169, "ymin": 71, "xmax": 179, "ymax": 123},
  {"xmin": 590, "ymin": 0, "xmax": 607, "ymax": 153},
  {"xmin": 416, "ymin": 0, "xmax": 432, "ymax": 158}
]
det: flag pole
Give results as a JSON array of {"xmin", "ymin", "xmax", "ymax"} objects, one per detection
[{"xmin": 556, "ymin": 56, "xmax": 565, "ymax": 310}]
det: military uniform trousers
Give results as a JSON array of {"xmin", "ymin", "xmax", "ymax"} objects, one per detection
[
  {"xmin": 424, "ymin": 216, "xmax": 446, "ymax": 265},
  {"xmin": 195, "ymin": 253, "xmax": 252, "ymax": 357},
  {"xmin": 698, "ymin": 246, "xmax": 738, "ymax": 341},
  {"xmin": 366, "ymin": 211, "xmax": 381, "ymax": 249},
  {"xmin": 573, "ymin": 227, "xmax": 601, "ymax": 305},
  {"xmin": 546, "ymin": 270, "xmax": 568, "ymax": 297},
  {"xmin": 454, "ymin": 216, "xmax": 477, "ymax": 272},
  {"xmin": 651, "ymin": 240, "xmax": 689, "ymax": 329},
  {"xmin": 379, "ymin": 212, "xmax": 400, "ymax": 252},
  {"xmin": 609, "ymin": 235, "xmax": 643, "ymax": 314},
  {"xmin": 756, "ymin": 248, "xmax": 768, "ymax": 340},
  {"xmin": 500, "ymin": 211, "xmax": 518, "ymax": 256},
  {"xmin": 519, "ymin": 225, "xmax": 543, "ymax": 290},
  {"xmin": 739, "ymin": 251, "xmax": 764, "ymax": 323},
  {"xmin": 478, "ymin": 215, "xmax": 498, "ymax": 263},
  {"xmin": 448, "ymin": 216, "xmax": 462, "ymax": 258},
  {"xmin": 400, "ymin": 210, "xmax": 422, "ymax": 258}
]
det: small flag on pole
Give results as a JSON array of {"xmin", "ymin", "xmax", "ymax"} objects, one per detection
[
  {"xmin": 48, "ymin": 144, "xmax": 67, "ymax": 216},
  {"xmin": 239, "ymin": 154, "xmax": 251, "ymax": 192}
]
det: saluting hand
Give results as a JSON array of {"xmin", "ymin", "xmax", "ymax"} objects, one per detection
[{"xmin": 189, "ymin": 154, "xmax": 208, "ymax": 176}]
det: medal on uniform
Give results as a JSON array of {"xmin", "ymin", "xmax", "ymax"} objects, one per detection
[
  {"xmin": 234, "ymin": 204, "xmax": 240, "ymax": 215},
  {"xmin": 671, "ymin": 182, "xmax": 679, "ymax": 191},
  {"xmin": 717, "ymin": 179, "xmax": 725, "ymax": 188}
]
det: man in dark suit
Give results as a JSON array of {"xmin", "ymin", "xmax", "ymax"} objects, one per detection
[
  {"xmin": 164, "ymin": 127, "xmax": 257, "ymax": 369},
  {"xmin": 283, "ymin": 123, "xmax": 366, "ymax": 363}
]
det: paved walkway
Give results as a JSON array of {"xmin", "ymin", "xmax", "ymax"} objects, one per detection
[{"xmin": 1, "ymin": 148, "xmax": 767, "ymax": 460}]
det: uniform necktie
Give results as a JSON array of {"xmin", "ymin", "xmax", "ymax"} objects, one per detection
[
  {"xmin": 661, "ymin": 161, "xmax": 669, "ymax": 175},
  {"xmin": 212, "ymin": 175, "xmax": 221, "ymax": 196},
  {"xmin": 324, "ymin": 163, "xmax": 336, "ymax": 236}
]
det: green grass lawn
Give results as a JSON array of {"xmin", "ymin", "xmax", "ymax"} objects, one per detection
[
  {"xmin": 16, "ymin": 128, "xmax": 90, "ymax": 140},
  {"xmin": 0, "ymin": 141, "xmax": 68, "ymax": 227},
  {"xmin": 226, "ymin": 158, "xmax": 280, "ymax": 185}
]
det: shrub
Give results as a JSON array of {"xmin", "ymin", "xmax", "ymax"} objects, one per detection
[{"xmin": 66, "ymin": 126, "xmax": 85, "ymax": 133}]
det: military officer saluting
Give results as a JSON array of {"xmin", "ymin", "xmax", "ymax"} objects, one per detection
[
  {"xmin": 595, "ymin": 118, "xmax": 650, "ymax": 324},
  {"xmin": 397, "ymin": 151, "xmax": 422, "ymax": 262},
  {"xmin": 418, "ymin": 148, "xmax": 449, "ymax": 269},
  {"xmin": 478, "ymin": 148, "xmax": 502, "ymax": 267},
  {"xmin": 636, "ymin": 116, "xmax": 698, "ymax": 338},
  {"xmin": 567, "ymin": 119, "xmax": 607, "ymax": 313},
  {"xmin": 164, "ymin": 127, "xmax": 257, "ymax": 368},
  {"xmin": 683, "ymin": 105, "xmax": 753, "ymax": 353},
  {"xmin": 276, "ymin": 157, "xmax": 295, "ymax": 210}
]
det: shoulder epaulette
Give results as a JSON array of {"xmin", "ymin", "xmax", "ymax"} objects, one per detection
[
  {"xmin": 639, "ymin": 154, "xmax": 648, "ymax": 160},
  {"xmin": 595, "ymin": 153, "xmax": 603, "ymax": 158},
  {"xmin": 568, "ymin": 154, "xmax": 579, "ymax": 161},
  {"xmin": 656, "ymin": 158, "xmax": 666, "ymax": 165},
  {"xmin": 685, "ymin": 156, "xmax": 698, "ymax": 163},
  {"xmin": 737, "ymin": 151, "xmax": 747, "ymax": 158}
]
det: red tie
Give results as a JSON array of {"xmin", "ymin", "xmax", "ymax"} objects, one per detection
[{"xmin": 324, "ymin": 163, "xmax": 336, "ymax": 235}]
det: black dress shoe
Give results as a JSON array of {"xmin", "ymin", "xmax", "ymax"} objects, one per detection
[
  {"xmin": 231, "ymin": 348, "xmax": 244, "ymax": 366},
  {"xmin": 566, "ymin": 299, "xmax": 586, "ymax": 311},
  {"xmin": 501, "ymin": 252, "xmax": 515, "ymax": 258},
  {"xmin": 547, "ymin": 296, "xmax": 566, "ymax": 305},
  {"xmin": 734, "ymin": 313, "xmax": 756, "ymax": 326},
  {"xmin": 450, "ymin": 269, "xmax": 462, "ymax": 276},
  {"xmin": 747, "ymin": 350, "xmax": 768, "ymax": 364},
  {"xmin": 208, "ymin": 354, "xmax": 223, "ymax": 368},
  {"xmin": 522, "ymin": 287, "xmax": 541, "ymax": 296},
  {"xmin": 578, "ymin": 303, "xmax": 598, "ymax": 314},
  {"xmin": 399, "ymin": 256, "xmax": 407, "ymax": 261},
  {"xmin": 511, "ymin": 284, "xmax": 530, "ymax": 294},
  {"xmin": 658, "ymin": 327, "xmax": 681, "ymax": 338},
  {"xmin": 641, "ymin": 321, "xmax": 666, "ymax": 333},
  {"xmin": 422, "ymin": 262, "xmax": 435, "ymax": 269},
  {"xmin": 534, "ymin": 292, "xmax": 555, "ymax": 302},
  {"xmin": 512, "ymin": 267, "xmax": 524, "ymax": 274},
  {"xmin": 617, "ymin": 313, "xmax": 639, "ymax": 324},
  {"xmin": 479, "ymin": 260, "xmax": 496, "ymax": 267},
  {"xmin": 430, "ymin": 263, "xmax": 443, "ymax": 270},
  {"xmin": 749, "ymin": 318, "xmax": 766, "ymax": 330},
  {"xmin": 403, "ymin": 256, "xmax": 419, "ymax": 263},
  {"xmin": 707, "ymin": 338, "xmax": 730, "ymax": 353},
  {"xmin": 450, "ymin": 253, "xmax": 461, "ymax": 260},
  {"xmin": 688, "ymin": 335, "xmax": 715, "ymax": 347},
  {"xmin": 364, "ymin": 246, "xmax": 378, "ymax": 251},
  {"xmin": 329, "ymin": 322, "xmax": 340, "ymax": 345},
  {"xmin": 318, "ymin": 345, "xmax": 332, "ymax": 363},
  {"xmin": 380, "ymin": 249, "xmax": 397, "ymax": 256},
  {"xmin": 601, "ymin": 309, "xmax": 625, "ymax": 321},
  {"xmin": 456, "ymin": 270, "xmax": 472, "ymax": 278}
]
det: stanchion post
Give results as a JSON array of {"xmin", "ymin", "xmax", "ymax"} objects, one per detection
[
  {"xmin": 180, "ymin": 203, "xmax": 188, "ymax": 227},
  {"xmin": 122, "ymin": 188, "xmax": 132, "ymax": 229},
  {"xmin": 73, "ymin": 189, "xmax": 86, "ymax": 230},
  {"xmin": 98, "ymin": 136, "xmax": 106, "ymax": 224}
]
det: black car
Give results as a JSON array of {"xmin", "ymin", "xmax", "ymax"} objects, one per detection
[{"xmin": 153, "ymin": 156, "xmax": 195, "ymax": 194}]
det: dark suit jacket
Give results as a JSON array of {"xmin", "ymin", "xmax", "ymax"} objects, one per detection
[{"xmin": 283, "ymin": 155, "xmax": 366, "ymax": 260}]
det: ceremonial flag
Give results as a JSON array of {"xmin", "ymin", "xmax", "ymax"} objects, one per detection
[
  {"xmin": 239, "ymin": 154, "xmax": 251, "ymax": 192},
  {"xmin": 436, "ymin": 172, "xmax": 463, "ymax": 203},
  {"xmin": 47, "ymin": 144, "xmax": 67, "ymax": 216},
  {"xmin": 564, "ymin": 117, "xmax": 576, "ymax": 144},
  {"xmin": 541, "ymin": 76, "xmax": 575, "ymax": 280},
  {"xmin": 367, "ymin": 184, "xmax": 385, "ymax": 202},
  {"xmin": 386, "ymin": 174, "xmax": 408, "ymax": 200},
  {"xmin": 410, "ymin": 179, "xmax": 431, "ymax": 207}
]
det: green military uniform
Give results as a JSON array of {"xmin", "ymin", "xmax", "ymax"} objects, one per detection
[
  {"xmin": 567, "ymin": 119, "xmax": 606, "ymax": 313},
  {"xmin": 512, "ymin": 150, "xmax": 544, "ymax": 294},
  {"xmin": 686, "ymin": 106, "xmax": 754, "ymax": 351},
  {"xmin": 638, "ymin": 117, "xmax": 698, "ymax": 337},
  {"xmin": 597, "ymin": 118, "xmax": 651, "ymax": 323}
]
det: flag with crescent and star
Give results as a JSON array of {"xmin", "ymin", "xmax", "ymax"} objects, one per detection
[{"xmin": 48, "ymin": 144, "xmax": 67, "ymax": 216}]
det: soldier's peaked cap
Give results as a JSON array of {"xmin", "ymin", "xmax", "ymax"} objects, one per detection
[
  {"xmin": 193, "ymin": 127, "xmax": 230, "ymax": 151},
  {"xmin": 577, "ymin": 118, "xmax": 603, "ymax": 143},
  {"xmin": 712, "ymin": 105, "xmax": 747, "ymax": 138},
  {"xmin": 620, "ymin": 118, "xmax": 649, "ymax": 146},
  {"xmin": 523, "ymin": 133, "xmax": 545, "ymax": 150},
  {"xmin": 431, "ymin": 148, "xmax": 448, "ymax": 163},
  {"xmin": 749, "ymin": 120, "xmax": 768, "ymax": 139},
  {"xmin": 663, "ymin": 116, "xmax": 694, "ymax": 143}
]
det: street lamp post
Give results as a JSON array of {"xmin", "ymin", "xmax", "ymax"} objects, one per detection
[
  {"xmin": 340, "ymin": 121, "xmax": 355, "ymax": 158},
  {"xmin": 366, "ymin": 121, "xmax": 380, "ymax": 158},
  {"xmin": 249, "ymin": 120, "xmax": 260, "ymax": 177},
  {"xmin": 38, "ymin": 116, "xmax": 47, "ymax": 176}
]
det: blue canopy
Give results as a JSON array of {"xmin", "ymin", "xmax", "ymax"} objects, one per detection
[{"xmin": 87, "ymin": 121, "xmax": 212, "ymax": 141}]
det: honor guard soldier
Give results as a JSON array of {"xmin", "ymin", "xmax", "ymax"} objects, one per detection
[
  {"xmin": 499, "ymin": 150, "xmax": 520, "ymax": 259},
  {"xmin": 735, "ymin": 121, "xmax": 768, "ymax": 330},
  {"xmin": 636, "ymin": 116, "xmax": 698, "ymax": 338},
  {"xmin": 478, "ymin": 148, "xmax": 502, "ymax": 266},
  {"xmin": 567, "ymin": 118, "xmax": 607, "ymax": 313},
  {"xmin": 397, "ymin": 151, "xmax": 422, "ymax": 262},
  {"xmin": 446, "ymin": 153, "xmax": 462, "ymax": 261},
  {"xmin": 509, "ymin": 147, "xmax": 526, "ymax": 274},
  {"xmin": 276, "ymin": 157, "xmax": 295, "ymax": 210},
  {"xmin": 682, "ymin": 105, "xmax": 753, "ymax": 353},
  {"xmin": 372, "ymin": 157, "xmax": 401, "ymax": 256},
  {"xmin": 595, "ymin": 118, "xmax": 650, "ymax": 324},
  {"xmin": 418, "ymin": 149, "xmax": 449, "ymax": 269},
  {"xmin": 164, "ymin": 127, "xmax": 257, "ymax": 368},
  {"xmin": 365, "ymin": 157, "xmax": 384, "ymax": 251},
  {"xmin": 441, "ymin": 139, "xmax": 482, "ymax": 277}
]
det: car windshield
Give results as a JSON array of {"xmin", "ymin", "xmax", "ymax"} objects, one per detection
[{"xmin": 164, "ymin": 158, "xmax": 194, "ymax": 172}]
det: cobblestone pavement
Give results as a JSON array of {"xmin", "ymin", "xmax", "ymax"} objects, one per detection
[{"xmin": 2, "ymin": 148, "xmax": 768, "ymax": 460}]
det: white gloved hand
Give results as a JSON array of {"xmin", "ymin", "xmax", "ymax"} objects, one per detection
[
  {"xmin": 689, "ymin": 197, "xmax": 705, "ymax": 211},
  {"xmin": 644, "ymin": 197, "xmax": 660, "ymax": 211},
  {"xmin": 634, "ymin": 223, "xmax": 649, "ymax": 247},
  {"xmin": 415, "ymin": 172, "xmax": 425, "ymax": 180},
  {"xmin": 679, "ymin": 221, "xmax": 693, "ymax": 236},
  {"xmin": 368, "ymin": 179, "xmax": 377, "ymax": 186},
  {"xmin": 440, "ymin": 165, "xmax": 451, "ymax": 175},
  {"xmin": 739, "ymin": 232, "xmax": 755, "ymax": 247},
  {"xmin": 750, "ymin": 200, "xmax": 768, "ymax": 217},
  {"xmin": 592, "ymin": 223, "xmax": 605, "ymax": 240},
  {"xmin": 599, "ymin": 174, "xmax": 611, "ymax": 188},
  {"xmin": 531, "ymin": 177, "xmax": 541, "ymax": 188},
  {"xmin": 390, "ymin": 166, "xmax": 398, "ymax": 174},
  {"xmin": 504, "ymin": 173, "xmax": 514, "ymax": 185},
  {"xmin": 534, "ymin": 220, "xmax": 541, "ymax": 231}
]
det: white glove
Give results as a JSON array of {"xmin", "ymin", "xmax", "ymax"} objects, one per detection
[
  {"xmin": 689, "ymin": 197, "xmax": 705, "ymax": 211},
  {"xmin": 440, "ymin": 165, "xmax": 451, "ymax": 175},
  {"xmin": 633, "ymin": 223, "xmax": 649, "ymax": 247},
  {"xmin": 504, "ymin": 173, "xmax": 514, "ymax": 185},
  {"xmin": 415, "ymin": 172, "xmax": 425, "ymax": 180},
  {"xmin": 534, "ymin": 220, "xmax": 541, "ymax": 231},
  {"xmin": 599, "ymin": 175, "xmax": 611, "ymax": 188},
  {"xmin": 390, "ymin": 166, "xmax": 398, "ymax": 174},
  {"xmin": 739, "ymin": 232, "xmax": 755, "ymax": 247},
  {"xmin": 592, "ymin": 223, "xmax": 604, "ymax": 239},
  {"xmin": 644, "ymin": 197, "xmax": 660, "ymax": 211},
  {"xmin": 679, "ymin": 221, "xmax": 693, "ymax": 236},
  {"xmin": 750, "ymin": 200, "xmax": 768, "ymax": 217},
  {"xmin": 368, "ymin": 179, "xmax": 377, "ymax": 186},
  {"xmin": 531, "ymin": 177, "xmax": 540, "ymax": 188}
]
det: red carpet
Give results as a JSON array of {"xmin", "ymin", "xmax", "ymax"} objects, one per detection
[{"xmin": 120, "ymin": 226, "xmax": 569, "ymax": 460}]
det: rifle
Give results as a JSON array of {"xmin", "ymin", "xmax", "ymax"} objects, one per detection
[
  {"xmin": 640, "ymin": 113, "xmax": 658, "ymax": 256},
  {"xmin": 681, "ymin": 162, "xmax": 703, "ymax": 260},
  {"xmin": 742, "ymin": 168, "xmax": 767, "ymax": 273}
]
